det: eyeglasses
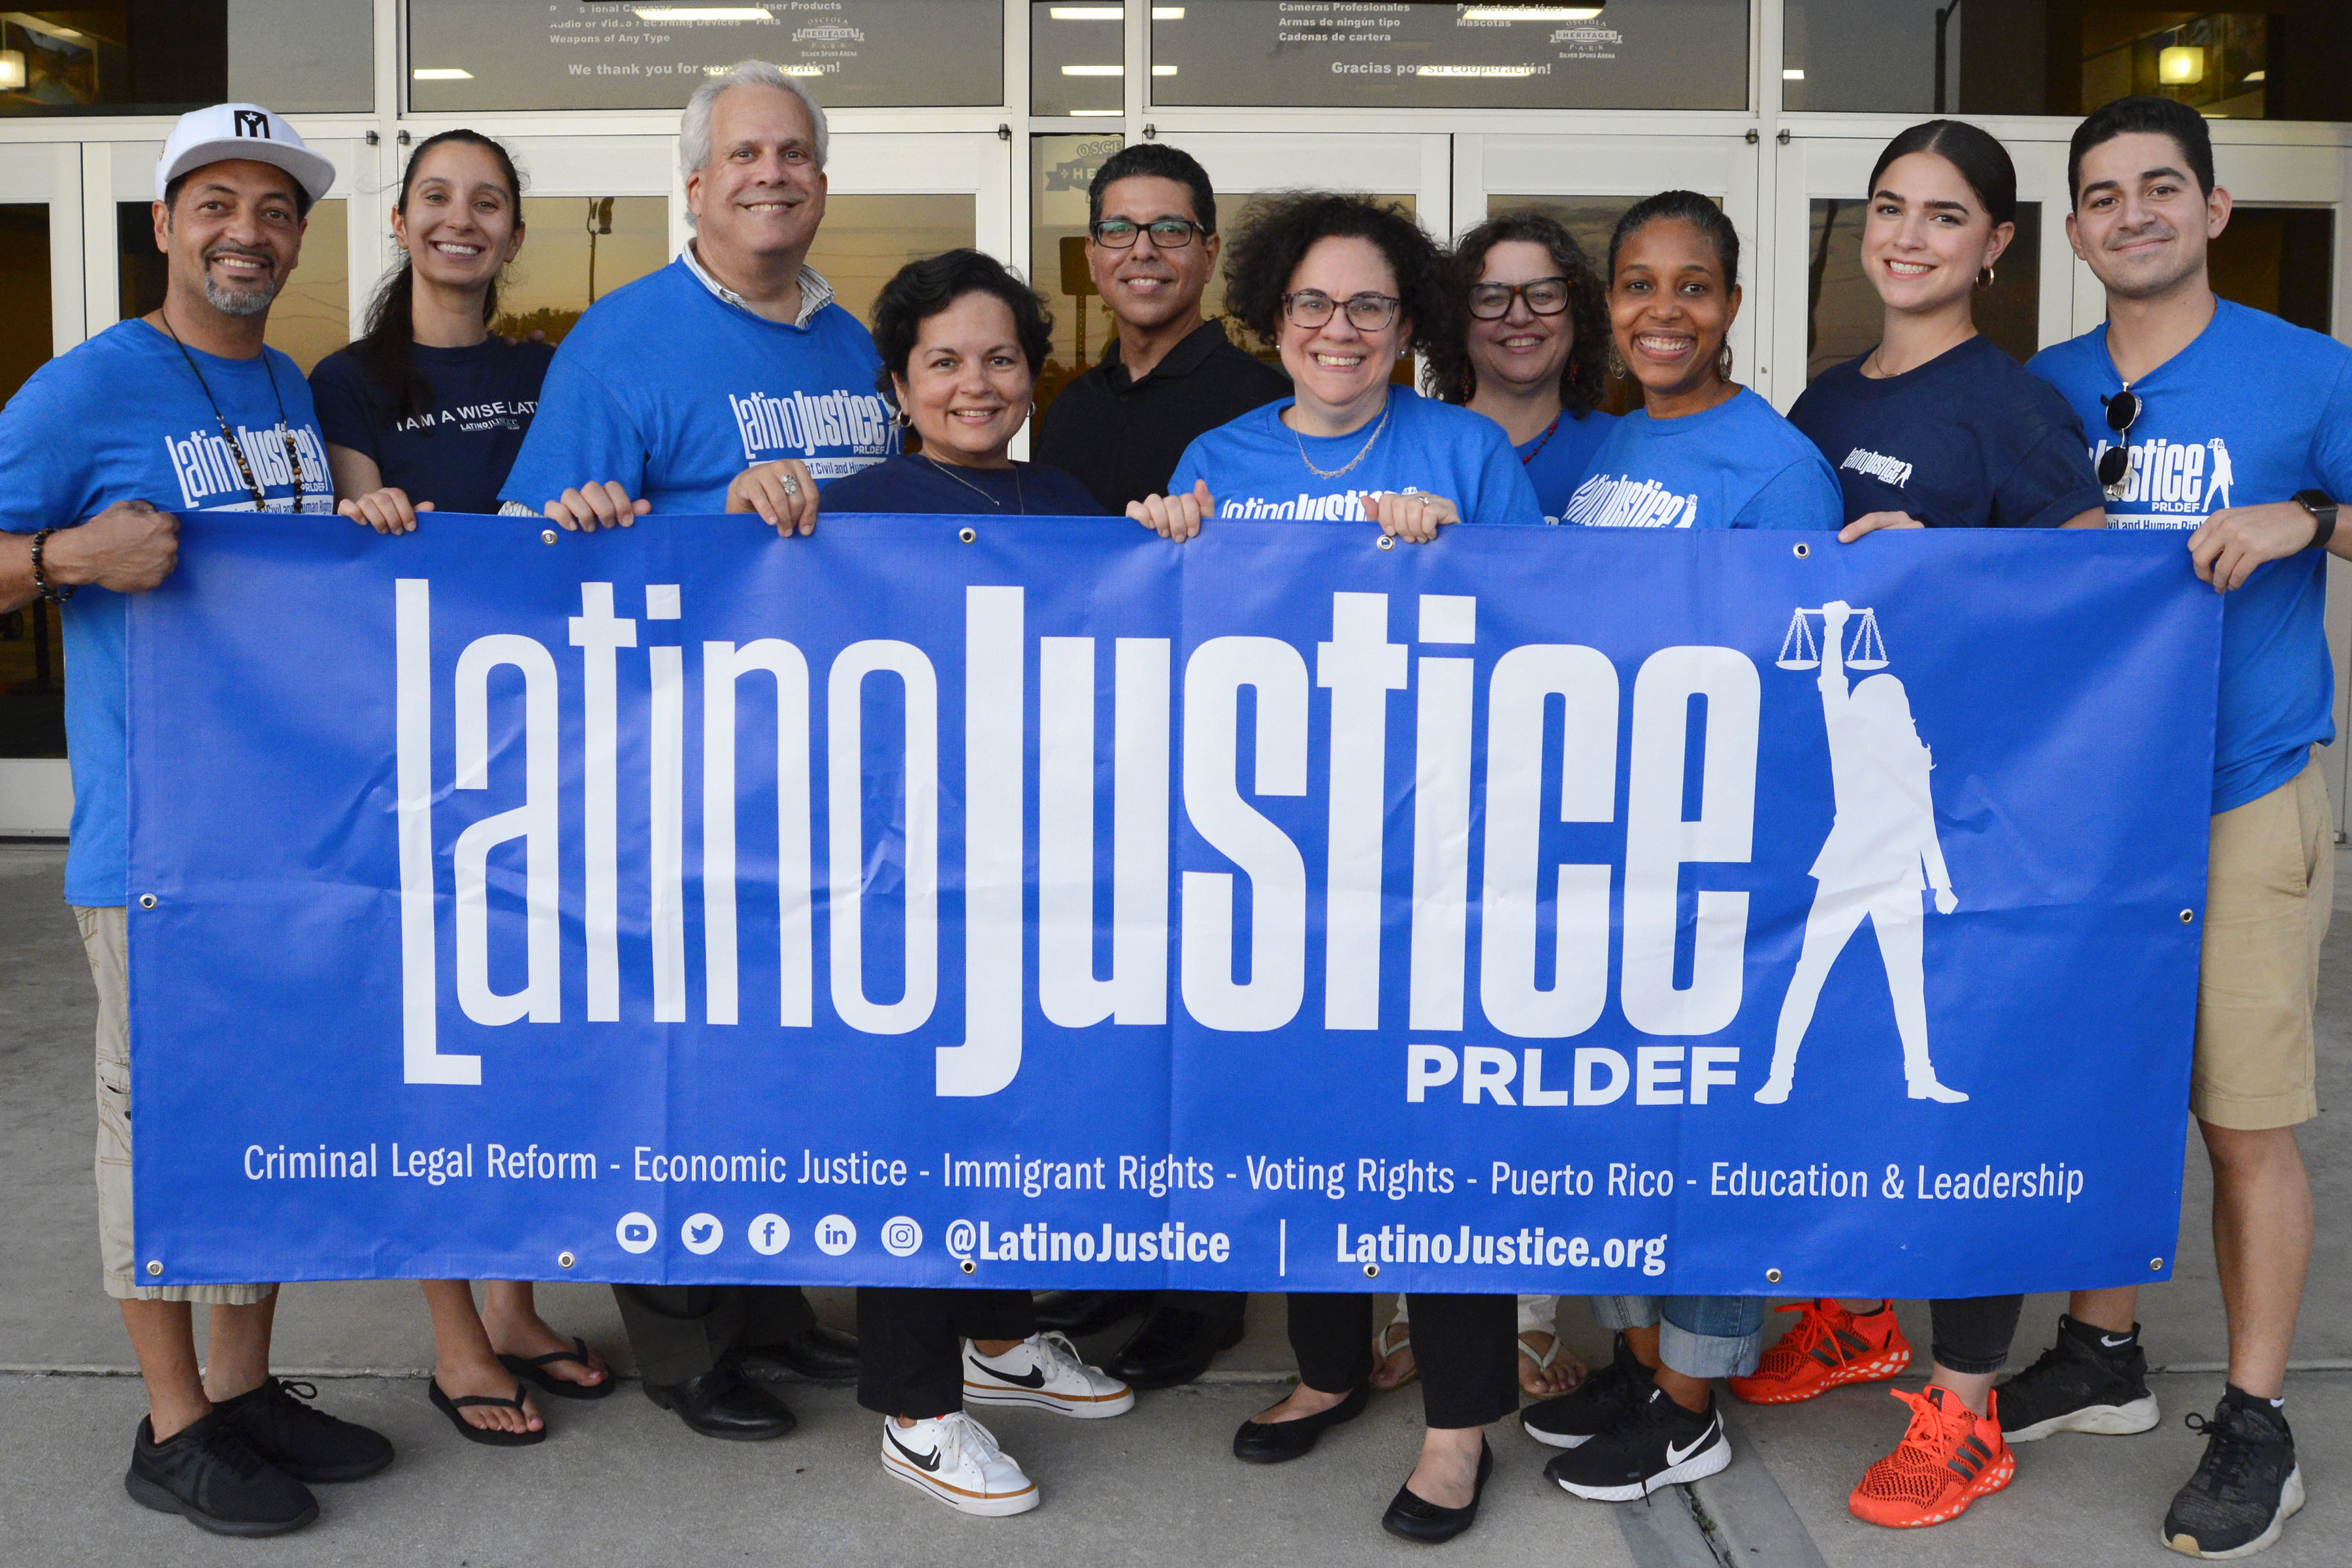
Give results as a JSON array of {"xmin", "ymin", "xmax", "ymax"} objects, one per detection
[
  {"xmin": 1281, "ymin": 290, "xmax": 1402, "ymax": 331},
  {"xmin": 1467, "ymin": 277, "xmax": 1571, "ymax": 319},
  {"xmin": 1089, "ymin": 218, "xmax": 1207, "ymax": 250},
  {"xmin": 2097, "ymin": 388, "xmax": 2140, "ymax": 489}
]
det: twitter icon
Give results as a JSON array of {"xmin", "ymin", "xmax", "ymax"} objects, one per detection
[{"xmin": 681, "ymin": 1213, "xmax": 724, "ymax": 1256}]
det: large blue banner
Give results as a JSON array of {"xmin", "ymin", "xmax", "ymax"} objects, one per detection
[{"xmin": 129, "ymin": 515, "xmax": 2218, "ymax": 1298}]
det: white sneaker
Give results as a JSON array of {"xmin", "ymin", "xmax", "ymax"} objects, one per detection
[
  {"xmin": 879, "ymin": 1411, "xmax": 1039, "ymax": 1516},
  {"xmin": 962, "ymin": 1332, "xmax": 1136, "ymax": 1418}
]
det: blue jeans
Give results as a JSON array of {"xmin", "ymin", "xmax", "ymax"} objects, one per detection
[{"xmin": 1593, "ymin": 1296, "xmax": 1765, "ymax": 1379}]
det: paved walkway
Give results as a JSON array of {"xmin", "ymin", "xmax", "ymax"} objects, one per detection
[{"xmin": 2, "ymin": 842, "xmax": 2344, "ymax": 1565}]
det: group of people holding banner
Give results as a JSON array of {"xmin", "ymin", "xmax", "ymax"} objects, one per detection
[{"xmin": 0, "ymin": 56, "xmax": 2345, "ymax": 1561}]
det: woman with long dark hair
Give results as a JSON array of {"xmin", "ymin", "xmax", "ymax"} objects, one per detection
[
  {"xmin": 310, "ymin": 133, "xmax": 607, "ymax": 1446},
  {"xmin": 310, "ymin": 130, "xmax": 551, "ymax": 530},
  {"xmin": 1427, "ymin": 209, "xmax": 1614, "ymax": 525}
]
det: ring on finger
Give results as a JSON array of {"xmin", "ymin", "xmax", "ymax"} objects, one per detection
[{"xmin": 780, "ymin": 474, "xmax": 800, "ymax": 497}]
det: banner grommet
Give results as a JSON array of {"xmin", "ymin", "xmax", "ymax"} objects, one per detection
[
  {"xmin": 1791, "ymin": 542, "xmax": 1810, "ymax": 558},
  {"xmin": 1375, "ymin": 534, "xmax": 1395, "ymax": 551},
  {"xmin": 138, "ymin": 894, "xmax": 156, "ymax": 909},
  {"xmin": 1765, "ymin": 1267, "xmax": 1782, "ymax": 1284},
  {"xmin": 539, "ymin": 529, "xmax": 557, "ymax": 545},
  {"xmin": 958, "ymin": 526, "xmax": 977, "ymax": 544},
  {"xmin": 146, "ymin": 1260, "xmax": 163, "ymax": 1277},
  {"xmin": 2180, "ymin": 909, "xmax": 2195, "ymax": 923},
  {"xmin": 557, "ymin": 1251, "xmax": 576, "ymax": 1269},
  {"xmin": 1363, "ymin": 1262, "xmax": 1379, "ymax": 1278},
  {"xmin": 2151, "ymin": 1257, "xmax": 2164, "ymax": 1271},
  {"xmin": 960, "ymin": 1259, "xmax": 976, "ymax": 1275}
]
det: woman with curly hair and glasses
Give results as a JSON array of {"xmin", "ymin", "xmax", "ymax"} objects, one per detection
[
  {"xmin": 1128, "ymin": 191, "xmax": 1541, "ymax": 546},
  {"xmin": 1425, "ymin": 210, "xmax": 1614, "ymax": 526}
]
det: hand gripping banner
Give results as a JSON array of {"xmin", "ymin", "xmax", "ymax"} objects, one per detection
[{"xmin": 127, "ymin": 515, "xmax": 2219, "ymax": 1296}]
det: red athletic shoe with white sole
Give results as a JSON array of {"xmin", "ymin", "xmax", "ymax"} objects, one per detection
[
  {"xmin": 1728, "ymin": 1299, "xmax": 1912, "ymax": 1405},
  {"xmin": 1850, "ymin": 1384, "xmax": 2016, "ymax": 1528}
]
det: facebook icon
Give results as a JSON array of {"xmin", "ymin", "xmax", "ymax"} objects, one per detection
[{"xmin": 747, "ymin": 1213, "xmax": 791, "ymax": 1256}]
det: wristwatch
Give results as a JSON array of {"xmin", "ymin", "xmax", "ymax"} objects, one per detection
[{"xmin": 2293, "ymin": 489, "xmax": 2338, "ymax": 550}]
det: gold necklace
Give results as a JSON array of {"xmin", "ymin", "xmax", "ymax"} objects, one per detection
[{"xmin": 1293, "ymin": 403, "xmax": 1391, "ymax": 480}]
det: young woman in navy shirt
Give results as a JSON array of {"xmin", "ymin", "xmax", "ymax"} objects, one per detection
[
  {"xmin": 1768, "ymin": 120, "xmax": 2103, "ymax": 1534},
  {"xmin": 310, "ymin": 132, "xmax": 606, "ymax": 1446},
  {"xmin": 310, "ymin": 131, "xmax": 553, "ymax": 529}
]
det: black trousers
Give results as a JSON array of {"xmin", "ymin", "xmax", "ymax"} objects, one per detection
[
  {"xmin": 1930, "ymin": 1294, "xmax": 2025, "ymax": 1376},
  {"xmin": 1162, "ymin": 1289, "xmax": 1247, "ymax": 1326},
  {"xmin": 612, "ymin": 1284, "xmax": 816, "ymax": 1387},
  {"xmin": 1284, "ymin": 1293, "xmax": 1517, "ymax": 1429},
  {"xmin": 857, "ymin": 1287, "xmax": 1038, "ymax": 1418}
]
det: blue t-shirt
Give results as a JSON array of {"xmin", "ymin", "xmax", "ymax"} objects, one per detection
[
  {"xmin": 1791, "ymin": 336, "xmax": 2105, "ymax": 530},
  {"xmin": 2031, "ymin": 299, "xmax": 2352, "ymax": 814},
  {"xmin": 1519, "ymin": 408, "xmax": 1616, "ymax": 526},
  {"xmin": 0, "ymin": 320, "xmax": 336, "ymax": 906},
  {"xmin": 310, "ymin": 337, "xmax": 554, "ymax": 514},
  {"xmin": 1168, "ymin": 387, "xmax": 1543, "ymax": 527},
  {"xmin": 1561, "ymin": 388, "xmax": 1842, "ymax": 530},
  {"xmin": 498, "ymin": 257, "xmax": 896, "ymax": 514},
  {"xmin": 823, "ymin": 453, "xmax": 1105, "ymax": 515}
]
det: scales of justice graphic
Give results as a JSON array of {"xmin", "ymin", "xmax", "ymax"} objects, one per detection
[{"xmin": 1758, "ymin": 602, "xmax": 1968, "ymax": 1105}]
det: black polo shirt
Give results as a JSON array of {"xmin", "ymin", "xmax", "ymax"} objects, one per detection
[{"xmin": 1034, "ymin": 319, "xmax": 1291, "ymax": 512}]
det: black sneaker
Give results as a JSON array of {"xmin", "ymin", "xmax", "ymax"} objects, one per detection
[
  {"xmin": 2163, "ymin": 1388, "xmax": 2304, "ymax": 1560},
  {"xmin": 213, "ymin": 1377, "xmax": 395, "ymax": 1483},
  {"xmin": 1522, "ymin": 1333, "xmax": 1657, "ymax": 1448},
  {"xmin": 1997, "ymin": 1317, "xmax": 2159, "ymax": 1443},
  {"xmin": 124, "ymin": 1413, "xmax": 318, "ymax": 1537},
  {"xmin": 1545, "ymin": 1384, "xmax": 1731, "ymax": 1501}
]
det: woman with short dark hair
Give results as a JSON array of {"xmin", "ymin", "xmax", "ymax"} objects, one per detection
[
  {"xmin": 1427, "ymin": 210, "xmax": 1614, "ymax": 525},
  {"xmin": 1128, "ymin": 191, "xmax": 1540, "ymax": 546},
  {"xmin": 823, "ymin": 248, "xmax": 1100, "ymax": 516}
]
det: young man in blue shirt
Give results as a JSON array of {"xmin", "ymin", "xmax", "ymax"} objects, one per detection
[
  {"xmin": 497, "ymin": 59, "xmax": 868, "ymax": 1438},
  {"xmin": 2016, "ymin": 95, "xmax": 2352, "ymax": 1561},
  {"xmin": 498, "ymin": 59, "xmax": 896, "ymax": 534},
  {"xmin": 0, "ymin": 105, "xmax": 391, "ymax": 1537}
]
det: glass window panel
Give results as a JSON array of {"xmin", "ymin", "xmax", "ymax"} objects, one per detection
[
  {"xmin": 0, "ymin": 3, "xmax": 370, "ymax": 118},
  {"xmin": 408, "ymin": 1, "xmax": 1003, "ymax": 111},
  {"xmin": 1784, "ymin": 4, "xmax": 2349, "ymax": 122},
  {"xmin": 2210, "ymin": 206, "xmax": 2334, "ymax": 333},
  {"xmin": 118, "ymin": 196, "xmax": 348, "ymax": 373},
  {"xmin": 1151, "ymin": 1, "xmax": 1746, "ymax": 111},
  {"xmin": 491, "ymin": 197, "xmax": 672, "ymax": 346},
  {"xmin": 0, "ymin": 203, "xmax": 59, "ymax": 759},
  {"xmin": 1032, "ymin": 0, "xmax": 1125, "ymax": 116},
  {"xmin": 1030, "ymin": 131, "xmax": 1127, "ymax": 416},
  {"xmin": 1802, "ymin": 199, "xmax": 2041, "ymax": 382},
  {"xmin": 806, "ymin": 191, "xmax": 978, "ymax": 330}
]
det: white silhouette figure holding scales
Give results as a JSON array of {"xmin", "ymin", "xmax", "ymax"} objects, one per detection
[{"xmin": 1756, "ymin": 600, "xmax": 1966, "ymax": 1105}]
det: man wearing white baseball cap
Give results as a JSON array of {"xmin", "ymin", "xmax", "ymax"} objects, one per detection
[{"xmin": 0, "ymin": 103, "xmax": 387, "ymax": 1537}]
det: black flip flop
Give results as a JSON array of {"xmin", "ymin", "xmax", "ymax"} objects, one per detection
[
  {"xmin": 429, "ymin": 1379, "xmax": 547, "ymax": 1446},
  {"xmin": 498, "ymin": 1336, "xmax": 616, "ymax": 1401}
]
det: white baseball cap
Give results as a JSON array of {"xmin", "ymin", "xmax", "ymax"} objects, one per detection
[{"xmin": 154, "ymin": 103, "xmax": 336, "ymax": 206}]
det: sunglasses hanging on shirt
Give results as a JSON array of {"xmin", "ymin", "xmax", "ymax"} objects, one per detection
[{"xmin": 2097, "ymin": 387, "xmax": 2140, "ymax": 495}]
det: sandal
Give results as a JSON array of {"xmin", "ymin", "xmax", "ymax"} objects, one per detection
[
  {"xmin": 1371, "ymin": 1318, "xmax": 1418, "ymax": 1390},
  {"xmin": 430, "ymin": 1379, "xmax": 547, "ymax": 1446},
  {"xmin": 1517, "ymin": 1330, "xmax": 1584, "ymax": 1396},
  {"xmin": 498, "ymin": 1336, "xmax": 615, "ymax": 1401}
]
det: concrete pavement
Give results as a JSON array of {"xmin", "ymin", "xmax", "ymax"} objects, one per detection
[{"xmin": 1, "ymin": 840, "xmax": 2344, "ymax": 1565}]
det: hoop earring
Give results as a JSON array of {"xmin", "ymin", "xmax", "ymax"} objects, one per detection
[
  {"xmin": 1716, "ymin": 340, "xmax": 1735, "ymax": 382},
  {"xmin": 1977, "ymin": 265, "xmax": 1996, "ymax": 290}
]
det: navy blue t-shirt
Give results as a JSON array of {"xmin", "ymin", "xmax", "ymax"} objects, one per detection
[
  {"xmin": 1790, "ymin": 335, "xmax": 2104, "ymax": 530},
  {"xmin": 822, "ymin": 453, "xmax": 1105, "ymax": 515},
  {"xmin": 310, "ymin": 338, "xmax": 553, "ymax": 514}
]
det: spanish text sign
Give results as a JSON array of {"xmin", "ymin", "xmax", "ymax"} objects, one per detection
[{"xmin": 128, "ymin": 516, "xmax": 2217, "ymax": 1296}]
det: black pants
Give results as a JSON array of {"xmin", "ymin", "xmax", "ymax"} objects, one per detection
[
  {"xmin": 613, "ymin": 1284, "xmax": 817, "ymax": 1387},
  {"xmin": 1162, "ymin": 1290, "xmax": 1247, "ymax": 1327},
  {"xmin": 1930, "ymin": 1294, "xmax": 2024, "ymax": 1376},
  {"xmin": 857, "ymin": 1287, "xmax": 1039, "ymax": 1418},
  {"xmin": 1284, "ymin": 1293, "xmax": 1517, "ymax": 1429}
]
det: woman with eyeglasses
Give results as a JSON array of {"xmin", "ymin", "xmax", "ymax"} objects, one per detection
[
  {"xmin": 1767, "ymin": 120, "xmax": 2101, "ymax": 1535},
  {"xmin": 1128, "ymin": 191, "xmax": 1541, "ymax": 546},
  {"xmin": 1426, "ymin": 210, "xmax": 1614, "ymax": 526},
  {"xmin": 1132, "ymin": 193, "xmax": 1535, "ymax": 1544},
  {"xmin": 1556, "ymin": 190, "xmax": 1840, "ymax": 534}
]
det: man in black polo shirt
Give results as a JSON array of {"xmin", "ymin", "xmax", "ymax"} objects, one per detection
[
  {"xmin": 1034, "ymin": 142, "xmax": 1288, "ymax": 512},
  {"xmin": 1032, "ymin": 144, "xmax": 1283, "ymax": 1386}
]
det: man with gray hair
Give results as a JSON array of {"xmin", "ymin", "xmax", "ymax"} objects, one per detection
[
  {"xmin": 500, "ymin": 59, "xmax": 895, "ymax": 535},
  {"xmin": 500, "ymin": 61, "xmax": 872, "ymax": 1439}
]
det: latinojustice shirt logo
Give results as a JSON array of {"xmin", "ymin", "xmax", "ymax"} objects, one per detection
[
  {"xmin": 727, "ymin": 387, "xmax": 896, "ymax": 480},
  {"xmin": 1561, "ymin": 472, "xmax": 1700, "ymax": 529},
  {"xmin": 2091, "ymin": 435, "xmax": 2232, "ymax": 527},
  {"xmin": 163, "ymin": 423, "xmax": 333, "ymax": 511},
  {"xmin": 1838, "ymin": 446, "xmax": 1915, "ymax": 489}
]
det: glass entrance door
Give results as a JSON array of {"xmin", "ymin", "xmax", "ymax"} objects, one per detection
[{"xmin": 0, "ymin": 142, "xmax": 80, "ymax": 836}]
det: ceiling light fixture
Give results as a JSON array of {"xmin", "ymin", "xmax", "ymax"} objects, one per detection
[
  {"xmin": 412, "ymin": 68, "xmax": 474, "ymax": 80},
  {"xmin": 1460, "ymin": 7, "xmax": 1603, "ymax": 20},
  {"xmin": 633, "ymin": 6, "xmax": 774, "ymax": 20}
]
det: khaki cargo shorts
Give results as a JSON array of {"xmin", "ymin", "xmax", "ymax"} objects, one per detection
[
  {"xmin": 2191, "ymin": 758, "xmax": 2333, "ymax": 1131},
  {"xmin": 77, "ymin": 904, "xmax": 273, "ymax": 1305}
]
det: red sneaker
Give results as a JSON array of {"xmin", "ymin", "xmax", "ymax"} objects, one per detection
[
  {"xmin": 1727, "ymin": 1299, "xmax": 1912, "ymax": 1405},
  {"xmin": 1849, "ymin": 1384, "xmax": 2015, "ymax": 1528}
]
